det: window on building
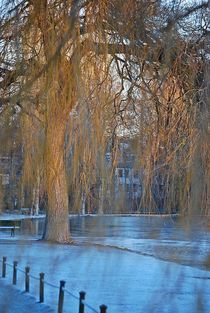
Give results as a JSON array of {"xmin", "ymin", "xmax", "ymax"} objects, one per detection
[
  {"xmin": 125, "ymin": 169, "xmax": 129, "ymax": 177},
  {"xmin": 1, "ymin": 174, "xmax": 9, "ymax": 185},
  {"xmin": 134, "ymin": 172, "xmax": 139, "ymax": 178},
  {"xmin": 118, "ymin": 169, "xmax": 123, "ymax": 177},
  {"xmin": 133, "ymin": 183, "xmax": 136, "ymax": 191}
]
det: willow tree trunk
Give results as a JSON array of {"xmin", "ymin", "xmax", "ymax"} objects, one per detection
[{"xmin": 43, "ymin": 118, "xmax": 71, "ymax": 243}]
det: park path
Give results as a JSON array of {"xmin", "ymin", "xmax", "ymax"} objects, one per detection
[{"xmin": 0, "ymin": 279, "xmax": 54, "ymax": 313}]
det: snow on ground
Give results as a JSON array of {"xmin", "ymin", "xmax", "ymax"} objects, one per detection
[
  {"xmin": 0, "ymin": 213, "xmax": 45, "ymax": 220},
  {"xmin": 0, "ymin": 212, "xmax": 180, "ymax": 221},
  {"xmin": 0, "ymin": 278, "xmax": 53, "ymax": 313},
  {"xmin": 0, "ymin": 240, "xmax": 210, "ymax": 313}
]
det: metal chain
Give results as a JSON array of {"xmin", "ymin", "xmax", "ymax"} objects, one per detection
[
  {"xmin": 29, "ymin": 273, "xmax": 40, "ymax": 281},
  {"xmin": 64, "ymin": 289, "xmax": 100, "ymax": 313},
  {"xmin": 43, "ymin": 280, "xmax": 60, "ymax": 290},
  {"xmin": 82, "ymin": 299, "xmax": 100, "ymax": 313},
  {"xmin": 1, "ymin": 257, "xmax": 101, "ymax": 313},
  {"xmin": 16, "ymin": 266, "xmax": 25, "ymax": 274},
  {"xmin": 63, "ymin": 288, "xmax": 79, "ymax": 301},
  {"xmin": 5, "ymin": 262, "xmax": 13, "ymax": 268}
]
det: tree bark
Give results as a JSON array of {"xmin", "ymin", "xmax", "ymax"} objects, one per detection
[{"xmin": 43, "ymin": 118, "xmax": 71, "ymax": 243}]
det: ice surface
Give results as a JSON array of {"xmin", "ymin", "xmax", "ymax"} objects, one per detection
[
  {"xmin": 0, "ymin": 278, "xmax": 53, "ymax": 313},
  {"xmin": 0, "ymin": 215, "xmax": 209, "ymax": 313}
]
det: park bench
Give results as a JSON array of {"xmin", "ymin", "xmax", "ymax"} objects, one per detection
[
  {"xmin": 0, "ymin": 220, "xmax": 21, "ymax": 237},
  {"xmin": 0, "ymin": 225, "xmax": 20, "ymax": 237}
]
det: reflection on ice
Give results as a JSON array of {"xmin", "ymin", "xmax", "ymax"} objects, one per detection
[{"xmin": 1, "ymin": 215, "xmax": 210, "ymax": 270}]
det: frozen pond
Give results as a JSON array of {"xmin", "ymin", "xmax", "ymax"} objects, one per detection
[
  {"xmin": 70, "ymin": 215, "xmax": 210, "ymax": 269},
  {"xmin": 0, "ymin": 215, "xmax": 210, "ymax": 313},
  {"xmin": 1, "ymin": 215, "xmax": 210, "ymax": 269}
]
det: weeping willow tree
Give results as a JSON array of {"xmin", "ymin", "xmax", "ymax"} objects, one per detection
[
  {"xmin": 0, "ymin": 105, "xmax": 22, "ymax": 211},
  {"xmin": 0, "ymin": 0, "xmax": 209, "ymax": 242},
  {"xmin": 130, "ymin": 60, "xmax": 203, "ymax": 213},
  {"xmin": 20, "ymin": 112, "xmax": 44, "ymax": 213},
  {"xmin": 0, "ymin": 0, "xmax": 115, "ymax": 242}
]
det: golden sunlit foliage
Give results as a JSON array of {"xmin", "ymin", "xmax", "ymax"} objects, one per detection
[{"xmin": 0, "ymin": 0, "xmax": 209, "ymax": 241}]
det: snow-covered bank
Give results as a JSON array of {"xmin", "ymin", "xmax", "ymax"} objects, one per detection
[
  {"xmin": 0, "ymin": 213, "xmax": 45, "ymax": 220},
  {"xmin": 0, "ymin": 278, "xmax": 53, "ymax": 313},
  {"xmin": 0, "ymin": 241, "xmax": 210, "ymax": 313},
  {"xmin": 0, "ymin": 212, "xmax": 181, "ymax": 221}
]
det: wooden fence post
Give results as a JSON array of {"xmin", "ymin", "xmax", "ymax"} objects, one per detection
[
  {"xmin": 79, "ymin": 291, "xmax": 86, "ymax": 313},
  {"xmin": 13, "ymin": 261, "xmax": 18, "ymax": 285},
  {"xmin": 25, "ymin": 266, "xmax": 30, "ymax": 292},
  {"xmin": 100, "ymin": 304, "xmax": 107, "ymax": 313},
  {"xmin": 39, "ymin": 272, "xmax": 44, "ymax": 303},
  {"xmin": 58, "ymin": 280, "xmax": 65, "ymax": 313},
  {"xmin": 2, "ymin": 256, "xmax": 6, "ymax": 278}
]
